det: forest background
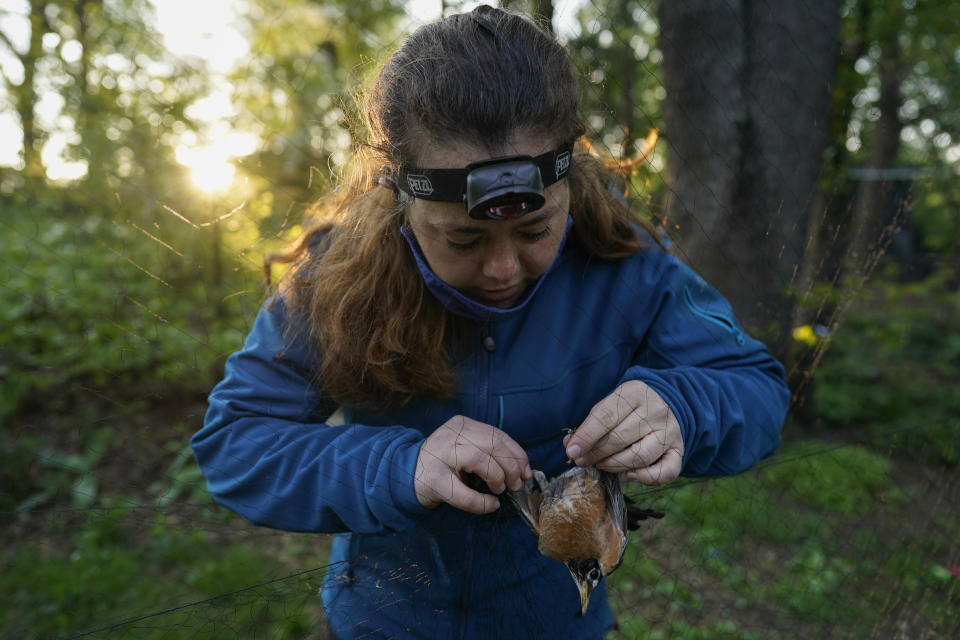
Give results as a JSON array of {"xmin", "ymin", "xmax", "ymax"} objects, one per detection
[{"xmin": 1, "ymin": 0, "xmax": 958, "ymax": 638}]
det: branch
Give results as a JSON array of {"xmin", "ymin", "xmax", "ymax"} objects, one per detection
[{"xmin": 0, "ymin": 26, "xmax": 23, "ymax": 61}]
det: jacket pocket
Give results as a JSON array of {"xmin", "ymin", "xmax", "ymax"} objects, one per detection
[{"xmin": 682, "ymin": 285, "xmax": 746, "ymax": 346}]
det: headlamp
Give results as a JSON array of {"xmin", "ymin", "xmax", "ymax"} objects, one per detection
[{"xmin": 396, "ymin": 142, "xmax": 573, "ymax": 220}]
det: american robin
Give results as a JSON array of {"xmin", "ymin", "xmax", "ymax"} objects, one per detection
[{"xmin": 509, "ymin": 465, "xmax": 627, "ymax": 615}]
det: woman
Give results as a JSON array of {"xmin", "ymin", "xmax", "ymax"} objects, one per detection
[{"xmin": 192, "ymin": 6, "xmax": 790, "ymax": 638}]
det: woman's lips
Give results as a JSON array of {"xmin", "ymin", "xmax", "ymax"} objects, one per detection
[{"xmin": 476, "ymin": 283, "xmax": 524, "ymax": 305}]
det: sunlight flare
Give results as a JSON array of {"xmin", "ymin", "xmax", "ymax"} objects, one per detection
[{"xmin": 175, "ymin": 133, "xmax": 256, "ymax": 194}]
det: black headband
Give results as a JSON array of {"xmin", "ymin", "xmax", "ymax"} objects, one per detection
[{"xmin": 395, "ymin": 143, "xmax": 574, "ymax": 204}]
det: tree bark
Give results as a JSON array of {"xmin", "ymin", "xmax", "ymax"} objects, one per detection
[
  {"xmin": 843, "ymin": 37, "xmax": 905, "ymax": 280},
  {"xmin": 73, "ymin": 0, "xmax": 101, "ymax": 186},
  {"xmin": 657, "ymin": 0, "xmax": 840, "ymax": 357},
  {"xmin": 797, "ymin": 0, "xmax": 871, "ymax": 294},
  {"xmin": 18, "ymin": 0, "xmax": 47, "ymax": 178}
]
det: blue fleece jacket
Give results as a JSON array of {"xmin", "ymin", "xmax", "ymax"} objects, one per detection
[{"xmin": 192, "ymin": 229, "xmax": 790, "ymax": 639}]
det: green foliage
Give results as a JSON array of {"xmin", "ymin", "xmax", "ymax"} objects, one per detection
[
  {"xmin": 813, "ymin": 274, "xmax": 960, "ymax": 466},
  {"xmin": 0, "ymin": 189, "xmax": 258, "ymax": 419},
  {"xmin": 762, "ymin": 441, "xmax": 901, "ymax": 515},
  {"xmin": 609, "ymin": 544, "xmax": 703, "ymax": 613},
  {"xmin": 663, "ymin": 467, "xmax": 851, "ymax": 623},
  {"xmin": 911, "ymin": 184, "xmax": 960, "ymax": 256},
  {"xmin": 0, "ymin": 511, "xmax": 321, "ymax": 639},
  {"xmin": 610, "ymin": 440, "xmax": 959, "ymax": 636},
  {"xmin": 567, "ymin": 0, "xmax": 666, "ymax": 218},
  {"xmin": 0, "ymin": 0, "xmax": 208, "ymax": 195},
  {"xmin": 772, "ymin": 545, "xmax": 855, "ymax": 620},
  {"xmin": 569, "ymin": 0, "xmax": 663, "ymax": 150},
  {"xmin": 229, "ymin": 0, "xmax": 407, "ymax": 211},
  {"xmin": 882, "ymin": 550, "xmax": 960, "ymax": 631},
  {"xmin": 15, "ymin": 427, "xmax": 112, "ymax": 513},
  {"xmin": 148, "ymin": 443, "xmax": 211, "ymax": 506},
  {"xmin": 616, "ymin": 617, "xmax": 770, "ymax": 640},
  {"xmin": 669, "ymin": 473, "xmax": 827, "ymax": 552}
]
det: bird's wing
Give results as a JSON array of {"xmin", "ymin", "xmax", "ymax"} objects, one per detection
[
  {"xmin": 600, "ymin": 470, "xmax": 628, "ymax": 569},
  {"xmin": 507, "ymin": 477, "xmax": 544, "ymax": 535}
]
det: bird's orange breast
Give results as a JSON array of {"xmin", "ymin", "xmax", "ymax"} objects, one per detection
[{"xmin": 536, "ymin": 469, "xmax": 621, "ymax": 573}]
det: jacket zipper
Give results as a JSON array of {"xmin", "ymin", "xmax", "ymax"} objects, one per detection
[
  {"xmin": 459, "ymin": 324, "xmax": 493, "ymax": 637},
  {"xmin": 478, "ymin": 323, "xmax": 494, "ymax": 419},
  {"xmin": 457, "ymin": 525, "xmax": 475, "ymax": 639}
]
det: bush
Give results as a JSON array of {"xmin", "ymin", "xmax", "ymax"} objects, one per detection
[
  {"xmin": 812, "ymin": 273, "xmax": 960, "ymax": 467},
  {"xmin": 0, "ymin": 190, "xmax": 262, "ymax": 418}
]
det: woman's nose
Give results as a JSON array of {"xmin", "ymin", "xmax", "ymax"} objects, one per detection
[{"xmin": 482, "ymin": 240, "xmax": 520, "ymax": 281}]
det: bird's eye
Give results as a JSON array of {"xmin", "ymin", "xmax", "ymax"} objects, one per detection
[{"xmin": 588, "ymin": 568, "xmax": 601, "ymax": 582}]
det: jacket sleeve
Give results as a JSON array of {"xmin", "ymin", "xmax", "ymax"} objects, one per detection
[
  {"xmin": 620, "ymin": 255, "xmax": 790, "ymax": 476},
  {"xmin": 191, "ymin": 296, "xmax": 431, "ymax": 534}
]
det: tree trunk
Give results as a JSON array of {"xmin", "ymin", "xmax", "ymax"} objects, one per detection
[
  {"xmin": 842, "ymin": 37, "xmax": 905, "ymax": 280},
  {"xmin": 19, "ymin": 0, "xmax": 47, "ymax": 178},
  {"xmin": 657, "ymin": 0, "xmax": 840, "ymax": 358},
  {"xmin": 797, "ymin": 0, "xmax": 871, "ymax": 295},
  {"xmin": 73, "ymin": 0, "xmax": 100, "ymax": 187}
]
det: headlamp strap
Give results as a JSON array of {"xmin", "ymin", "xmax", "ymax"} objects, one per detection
[{"xmin": 395, "ymin": 142, "xmax": 574, "ymax": 203}]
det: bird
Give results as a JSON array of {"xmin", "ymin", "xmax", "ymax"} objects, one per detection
[{"xmin": 508, "ymin": 465, "xmax": 628, "ymax": 616}]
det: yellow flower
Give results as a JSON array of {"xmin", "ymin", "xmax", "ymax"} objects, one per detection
[{"xmin": 792, "ymin": 325, "xmax": 818, "ymax": 346}]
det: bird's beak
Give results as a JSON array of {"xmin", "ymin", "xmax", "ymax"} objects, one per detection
[{"xmin": 577, "ymin": 579, "xmax": 593, "ymax": 616}]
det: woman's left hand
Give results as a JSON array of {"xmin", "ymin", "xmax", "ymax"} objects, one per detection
[{"xmin": 563, "ymin": 380, "xmax": 684, "ymax": 485}]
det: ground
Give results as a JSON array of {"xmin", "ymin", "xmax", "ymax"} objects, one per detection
[{"xmin": 2, "ymin": 400, "xmax": 958, "ymax": 639}]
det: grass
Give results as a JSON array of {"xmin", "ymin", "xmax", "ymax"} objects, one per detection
[
  {"xmin": 3, "ymin": 429, "xmax": 957, "ymax": 639},
  {"xmin": 811, "ymin": 272, "xmax": 960, "ymax": 469},
  {"xmin": 1, "ymin": 508, "xmax": 330, "ymax": 640},
  {"xmin": 609, "ymin": 439, "xmax": 958, "ymax": 639}
]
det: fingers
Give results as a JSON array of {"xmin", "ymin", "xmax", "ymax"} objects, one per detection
[
  {"xmin": 565, "ymin": 381, "xmax": 684, "ymax": 487},
  {"xmin": 443, "ymin": 477, "xmax": 502, "ymax": 514},
  {"xmin": 487, "ymin": 427, "xmax": 532, "ymax": 490},
  {"xmin": 568, "ymin": 382, "xmax": 670, "ymax": 467},
  {"xmin": 626, "ymin": 448, "xmax": 682, "ymax": 486},
  {"xmin": 459, "ymin": 447, "xmax": 507, "ymax": 494},
  {"xmin": 451, "ymin": 420, "xmax": 529, "ymax": 491},
  {"xmin": 415, "ymin": 465, "xmax": 502, "ymax": 514},
  {"xmin": 566, "ymin": 382, "xmax": 644, "ymax": 462},
  {"xmin": 594, "ymin": 431, "xmax": 667, "ymax": 473},
  {"xmin": 415, "ymin": 416, "xmax": 531, "ymax": 513},
  {"xmin": 576, "ymin": 413, "xmax": 660, "ymax": 467}
]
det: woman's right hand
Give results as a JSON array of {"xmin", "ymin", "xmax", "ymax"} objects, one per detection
[{"xmin": 414, "ymin": 415, "xmax": 532, "ymax": 514}]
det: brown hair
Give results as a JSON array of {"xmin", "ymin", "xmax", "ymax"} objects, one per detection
[{"xmin": 269, "ymin": 7, "xmax": 657, "ymax": 411}]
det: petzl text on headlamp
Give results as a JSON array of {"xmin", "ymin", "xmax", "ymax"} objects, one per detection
[{"xmin": 396, "ymin": 143, "xmax": 573, "ymax": 220}]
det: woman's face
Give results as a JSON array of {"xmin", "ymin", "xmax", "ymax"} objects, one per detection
[{"xmin": 406, "ymin": 134, "xmax": 571, "ymax": 308}]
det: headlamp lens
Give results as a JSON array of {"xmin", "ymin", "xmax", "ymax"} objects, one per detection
[
  {"xmin": 465, "ymin": 159, "xmax": 545, "ymax": 220},
  {"xmin": 484, "ymin": 199, "xmax": 531, "ymax": 220}
]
